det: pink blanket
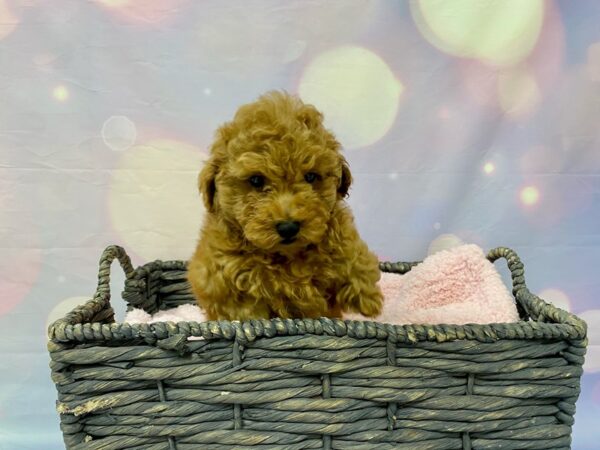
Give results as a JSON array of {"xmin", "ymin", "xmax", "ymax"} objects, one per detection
[{"xmin": 125, "ymin": 244, "xmax": 519, "ymax": 326}]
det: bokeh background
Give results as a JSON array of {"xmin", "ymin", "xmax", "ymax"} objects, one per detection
[{"xmin": 0, "ymin": 0, "xmax": 599, "ymax": 448}]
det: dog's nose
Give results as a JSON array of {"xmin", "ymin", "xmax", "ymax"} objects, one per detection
[{"xmin": 276, "ymin": 221, "xmax": 300, "ymax": 239}]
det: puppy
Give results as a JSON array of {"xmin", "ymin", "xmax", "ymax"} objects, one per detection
[{"xmin": 188, "ymin": 91, "xmax": 383, "ymax": 321}]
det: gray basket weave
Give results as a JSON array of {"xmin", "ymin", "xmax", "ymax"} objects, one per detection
[{"xmin": 48, "ymin": 245, "xmax": 587, "ymax": 450}]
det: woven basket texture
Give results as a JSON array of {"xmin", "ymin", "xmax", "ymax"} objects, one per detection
[{"xmin": 48, "ymin": 245, "xmax": 587, "ymax": 450}]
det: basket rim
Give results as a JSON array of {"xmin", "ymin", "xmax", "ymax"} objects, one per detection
[
  {"xmin": 47, "ymin": 246, "xmax": 588, "ymax": 347},
  {"xmin": 48, "ymin": 312, "xmax": 587, "ymax": 346}
]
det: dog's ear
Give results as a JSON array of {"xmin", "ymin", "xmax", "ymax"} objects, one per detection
[
  {"xmin": 199, "ymin": 158, "xmax": 218, "ymax": 212},
  {"xmin": 338, "ymin": 157, "xmax": 352, "ymax": 198},
  {"xmin": 200, "ymin": 124, "xmax": 235, "ymax": 212}
]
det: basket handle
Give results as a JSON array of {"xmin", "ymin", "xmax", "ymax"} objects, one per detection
[
  {"xmin": 94, "ymin": 245, "xmax": 135, "ymax": 298},
  {"xmin": 49, "ymin": 246, "xmax": 135, "ymax": 334},
  {"xmin": 486, "ymin": 247, "xmax": 530, "ymax": 320},
  {"xmin": 489, "ymin": 247, "xmax": 583, "ymax": 332},
  {"xmin": 486, "ymin": 247, "xmax": 526, "ymax": 295}
]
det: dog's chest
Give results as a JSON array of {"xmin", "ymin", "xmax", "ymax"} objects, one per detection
[{"xmin": 263, "ymin": 253, "xmax": 336, "ymax": 288}]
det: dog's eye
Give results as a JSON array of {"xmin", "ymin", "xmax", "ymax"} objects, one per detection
[
  {"xmin": 248, "ymin": 175, "xmax": 265, "ymax": 189},
  {"xmin": 304, "ymin": 172, "xmax": 320, "ymax": 183}
]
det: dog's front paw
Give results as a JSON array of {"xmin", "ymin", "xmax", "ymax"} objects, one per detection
[
  {"xmin": 356, "ymin": 289, "xmax": 383, "ymax": 318},
  {"xmin": 338, "ymin": 283, "xmax": 383, "ymax": 318}
]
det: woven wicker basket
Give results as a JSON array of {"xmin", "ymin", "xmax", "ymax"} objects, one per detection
[{"xmin": 48, "ymin": 245, "xmax": 587, "ymax": 450}]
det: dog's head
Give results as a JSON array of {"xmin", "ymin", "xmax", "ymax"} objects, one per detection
[{"xmin": 200, "ymin": 91, "xmax": 351, "ymax": 253}]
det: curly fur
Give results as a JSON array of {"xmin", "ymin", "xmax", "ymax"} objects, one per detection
[{"xmin": 188, "ymin": 91, "xmax": 383, "ymax": 320}]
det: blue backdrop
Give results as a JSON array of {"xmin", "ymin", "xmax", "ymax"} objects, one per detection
[{"xmin": 0, "ymin": 1, "xmax": 598, "ymax": 448}]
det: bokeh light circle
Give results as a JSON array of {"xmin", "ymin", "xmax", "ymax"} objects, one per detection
[
  {"xmin": 538, "ymin": 288, "xmax": 571, "ymax": 312},
  {"xmin": 102, "ymin": 116, "xmax": 137, "ymax": 152},
  {"xmin": 108, "ymin": 139, "xmax": 207, "ymax": 261},
  {"xmin": 428, "ymin": 233, "xmax": 465, "ymax": 256},
  {"xmin": 298, "ymin": 46, "xmax": 403, "ymax": 149},
  {"xmin": 0, "ymin": 0, "xmax": 18, "ymax": 40},
  {"xmin": 483, "ymin": 162, "xmax": 495, "ymax": 174},
  {"xmin": 519, "ymin": 178, "xmax": 587, "ymax": 228},
  {"xmin": 53, "ymin": 85, "xmax": 69, "ymax": 102},
  {"xmin": 579, "ymin": 309, "xmax": 600, "ymax": 373},
  {"xmin": 411, "ymin": 0, "xmax": 544, "ymax": 66},
  {"xmin": 520, "ymin": 185, "xmax": 540, "ymax": 206}
]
